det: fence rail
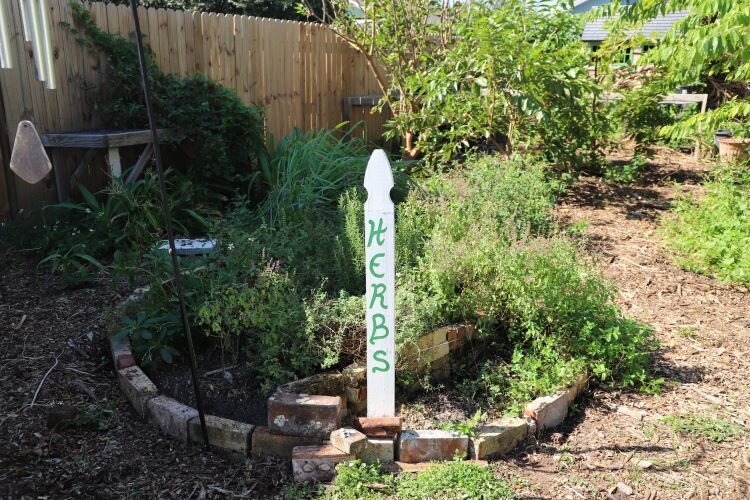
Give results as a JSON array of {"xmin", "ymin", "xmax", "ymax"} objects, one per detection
[{"xmin": 0, "ymin": 1, "xmax": 384, "ymax": 216}]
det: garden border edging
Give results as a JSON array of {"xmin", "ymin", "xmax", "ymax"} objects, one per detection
[{"xmin": 108, "ymin": 315, "xmax": 589, "ymax": 479}]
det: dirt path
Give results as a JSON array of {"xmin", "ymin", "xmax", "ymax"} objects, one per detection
[{"xmin": 498, "ymin": 150, "xmax": 750, "ymax": 499}]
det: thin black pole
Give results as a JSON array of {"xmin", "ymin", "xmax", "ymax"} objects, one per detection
[{"xmin": 128, "ymin": 0, "xmax": 209, "ymax": 447}]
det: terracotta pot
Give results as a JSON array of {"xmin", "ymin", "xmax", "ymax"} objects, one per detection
[{"xmin": 718, "ymin": 137, "xmax": 750, "ymax": 163}]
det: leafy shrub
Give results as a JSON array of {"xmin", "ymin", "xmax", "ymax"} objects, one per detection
[
  {"xmin": 389, "ymin": 0, "xmax": 605, "ymax": 169},
  {"xmin": 69, "ymin": 3, "xmax": 265, "ymax": 195},
  {"xmin": 662, "ymin": 165, "xmax": 750, "ymax": 287}
]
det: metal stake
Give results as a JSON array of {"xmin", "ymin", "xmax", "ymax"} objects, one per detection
[{"xmin": 128, "ymin": 0, "xmax": 209, "ymax": 447}]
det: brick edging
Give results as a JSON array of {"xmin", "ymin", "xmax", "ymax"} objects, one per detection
[{"xmin": 109, "ymin": 311, "xmax": 590, "ymax": 474}]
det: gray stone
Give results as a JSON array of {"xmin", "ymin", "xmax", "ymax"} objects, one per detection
[
  {"xmin": 147, "ymin": 395, "xmax": 198, "ymax": 442},
  {"xmin": 189, "ymin": 415, "xmax": 253, "ymax": 456},
  {"xmin": 399, "ymin": 429, "xmax": 468, "ymax": 463},
  {"xmin": 117, "ymin": 366, "xmax": 158, "ymax": 418},
  {"xmin": 292, "ymin": 444, "xmax": 354, "ymax": 482},
  {"xmin": 276, "ymin": 372, "xmax": 344, "ymax": 396},
  {"xmin": 523, "ymin": 392, "xmax": 568, "ymax": 433},
  {"xmin": 267, "ymin": 392, "xmax": 342, "ymax": 438},
  {"xmin": 360, "ymin": 437, "xmax": 395, "ymax": 464},
  {"xmin": 330, "ymin": 427, "xmax": 368, "ymax": 455},
  {"xmin": 251, "ymin": 426, "xmax": 322, "ymax": 458},
  {"xmin": 471, "ymin": 417, "xmax": 529, "ymax": 459}
]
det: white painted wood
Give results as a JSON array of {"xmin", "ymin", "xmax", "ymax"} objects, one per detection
[
  {"xmin": 364, "ymin": 149, "xmax": 396, "ymax": 417},
  {"xmin": 107, "ymin": 147, "xmax": 122, "ymax": 179}
]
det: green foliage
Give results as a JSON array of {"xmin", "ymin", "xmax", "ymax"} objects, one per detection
[
  {"xmin": 601, "ymin": 0, "xmax": 750, "ymax": 144},
  {"xmin": 438, "ymin": 409, "xmax": 487, "ymax": 438},
  {"xmin": 398, "ymin": 0, "xmax": 604, "ymax": 168},
  {"xmin": 610, "ymin": 87, "xmax": 676, "ymax": 154},
  {"xmin": 662, "ymin": 414, "xmax": 744, "ymax": 443},
  {"xmin": 327, "ymin": 460, "xmax": 515, "ymax": 499},
  {"xmin": 69, "ymin": 2, "xmax": 265, "ymax": 194},
  {"xmin": 604, "ymin": 154, "xmax": 648, "ymax": 184},
  {"xmin": 662, "ymin": 165, "xmax": 750, "ymax": 286}
]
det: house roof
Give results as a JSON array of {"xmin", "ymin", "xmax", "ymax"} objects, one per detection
[{"xmin": 581, "ymin": 10, "xmax": 689, "ymax": 42}]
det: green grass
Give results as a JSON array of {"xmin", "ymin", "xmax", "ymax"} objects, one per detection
[
  {"xmin": 662, "ymin": 414, "xmax": 744, "ymax": 443},
  {"xmin": 662, "ymin": 165, "xmax": 750, "ymax": 287},
  {"xmin": 326, "ymin": 460, "xmax": 516, "ymax": 499}
]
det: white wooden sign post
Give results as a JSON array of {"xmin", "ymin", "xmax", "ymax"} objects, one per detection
[{"xmin": 364, "ymin": 149, "xmax": 396, "ymax": 417}]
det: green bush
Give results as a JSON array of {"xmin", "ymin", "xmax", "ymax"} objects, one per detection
[
  {"xmin": 662, "ymin": 165, "xmax": 750, "ymax": 287},
  {"xmin": 70, "ymin": 2, "xmax": 265, "ymax": 195}
]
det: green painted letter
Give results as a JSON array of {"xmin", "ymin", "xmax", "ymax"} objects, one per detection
[
  {"xmin": 369, "ymin": 313, "xmax": 389, "ymax": 344},
  {"xmin": 368, "ymin": 253, "xmax": 385, "ymax": 279},
  {"xmin": 369, "ymin": 283, "xmax": 388, "ymax": 310},
  {"xmin": 367, "ymin": 218, "xmax": 387, "ymax": 247},
  {"xmin": 372, "ymin": 350, "xmax": 391, "ymax": 373}
]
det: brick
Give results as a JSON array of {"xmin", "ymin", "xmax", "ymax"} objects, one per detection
[
  {"xmin": 360, "ymin": 437, "xmax": 395, "ymax": 464},
  {"xmin": 523, "ymin": 392, "xmax": 568, "ymax": 433},
  {"xmin": 110, "ymin": 336, "xmax": 135, "ymax": 370},
  {"xmin": 342, "ymin": 363, "xmax": 366, "ymax": 387},
  {"xmin": 292, "ymin": 445, "xmax": 354, "ymax": 482},
  {"xmin": 417, "ymin": 327, "xmax": 448, "ymax": 350},
  {"xmin": 267, "ymin": 393, "xmax": 342, "ymax": 438},
  {"xmin": 354, "ymin": 416, "xmax": 401, "ymax": 438},
  {"xmin": 251, "ymin": 426, "xmax": 321, "ymax": 458},
  {"xmin": 147, "ymin": 396, "xmax": 198, "ymax": 442},
  {"xmin": 422, "ymin": 341, "xmax": 449, "ymax": 363},
  {"xmin": 330, "ymin": 427, "xmax": 368, "ymax": 455},
  {"xmin": 117, "ymin": 366, "xmax": 158, "ymax": 418},
  {"xmin": 399, "ymin": 430, "xmax": 469, "ymax": 463},
  {"xmin": 345, "ymin": 385, "xmax": 366, "ymax": 404},
  {"xmin": 470, "ymin": 417, "xmax": 529, "ymax": 459},
  {"xmin": 188, "ymin": 415, "xmax": 253, "ymax": 456},
  {"xmin": 446, "ymin": 326, "xmax": 467, "ymax": 351},
  {"xmin": 565, "ymin": 374, "xmax": 589, "ymax": 404},
  {"xmin": 277, "ymin": 372, "xmax": 344, "ymax": 397}
]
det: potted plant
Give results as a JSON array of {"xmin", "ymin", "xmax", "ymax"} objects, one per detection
[{"xmin": 716, "ymin": 123, "xmax": 750, "ymax": 163}]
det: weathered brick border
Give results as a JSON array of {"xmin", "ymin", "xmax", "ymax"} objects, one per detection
[{"xmin": 109, "ymin": 316, "xmax": 589, "ymax": 478}]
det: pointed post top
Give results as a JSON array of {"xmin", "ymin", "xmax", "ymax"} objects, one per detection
[{"xmin": 364, "ymin": 149, "xmax": 394, "ymax": 209}]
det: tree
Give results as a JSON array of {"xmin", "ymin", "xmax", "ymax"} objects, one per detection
[
  {"xmin": 301, "ymin": 0, "xmax": 463, "ymax": 158},
  {"xmin": 602, "ymin": 0, "xmax": 750, "ymax": 141}
]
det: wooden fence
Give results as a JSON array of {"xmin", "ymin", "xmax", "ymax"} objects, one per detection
[{"xmin": 0, "ymin": 1, "xmax": 385, "ymax": 217}]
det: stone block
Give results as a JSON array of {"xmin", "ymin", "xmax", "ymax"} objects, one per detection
[
  {"xmin": 268, "ymin": 393, "xmax": 342, "ymax": 438},
  {"xmin": 354, "ymin": 416, "xmax": 401, "ymax": 438},
  {"xmin": 251, "ymin": 426, "xmax": 322, "ymax": 458},
  {"xmin": 417, "ymin": 327, "xmax": 448, "ymax": 350},
  {"xmin": 110, "ymin": 336, "xmax": 135, "ymax": 370},
  {"xmin": 117, "ymin": 366, "xmax": 158, "ymax": 418},
  {"xmin": 566, "ymin": 374, "xmax": 589, "ymax": 404},
  {"xmin": 470, "ymin": 417, "xmax": 529, "ymax": 459},
  {"xmin": 342, "ymin": 363, "xmax": 366, "ymax": 387},
  {"xmin": 399, "ymin": 429, "xmax": 469, "ymax": 463},
  {"xmin": 446, "ymin": 325, "xmax": 467, "ymax": 351},
  {"xmin": 292, "ymin": 445, "xmax": 354, "ymax": 483},
  {"xmin": 345, "ymin": 385, "xmax": 366, "ymax": 404},
  {"xmin": 276, "ymin": 372, "xmax": 344, "ymax": 397},
  {"xmin": 523, "ymin": 392, "xmax": 568, "ymax": 433},
  {"xmin": 360, "ymin": 437, "xmax": 395, "ymax": 464},
  {"xmin": 147, "ymin": 395, "xmax": 198, "ymax": 442},
  {"xmin": 330, "ymin": 427, "xmax": 368, "ymax": 455},
  {"xmin": 188, "ymin": 415, "xmax": 253, "ymax": 456},
  {"xmin": 422, "ymin": 341, "xmax": 449, "ymax": 362}
]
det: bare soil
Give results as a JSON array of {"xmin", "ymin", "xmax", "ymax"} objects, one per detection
[
  {"xmin": 494, "ymin": 148, "xmax": 750, "ymax": 499},
  {"xmin": 1, "ymin": 147, "xmax": 748, "ymax": 499}
]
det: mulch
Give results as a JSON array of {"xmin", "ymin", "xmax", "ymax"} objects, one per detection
[
  {"xmin": 2, "ymin": 146, "xmax": 749, "ymax": 498},
  {"xmin": 0, "ymin": 263, "xmax": 291, "ymax": 498}
]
